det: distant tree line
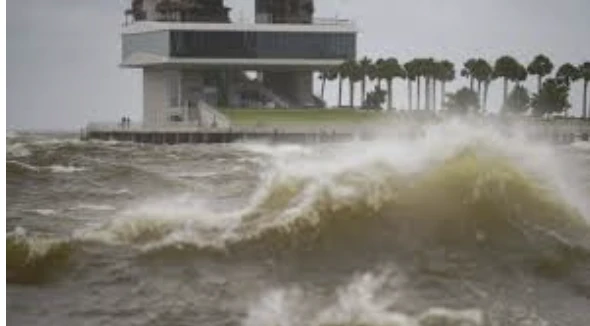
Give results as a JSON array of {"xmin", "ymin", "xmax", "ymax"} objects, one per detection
[{"xmin": 318, "ymin": 55, "xmax": 590, "ymax": 119}]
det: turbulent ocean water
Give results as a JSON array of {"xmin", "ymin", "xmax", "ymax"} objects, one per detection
[{"xmin": 6, "ymin": 121, "xmax": 590, "ymax": 326}]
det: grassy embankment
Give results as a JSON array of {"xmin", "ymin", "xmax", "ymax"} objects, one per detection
[{"xmin": 220, "ymin": 109, "xmax": 383, "ymax": 127}]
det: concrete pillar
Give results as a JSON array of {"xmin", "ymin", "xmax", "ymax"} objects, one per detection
[{"xmin": 143, "ymin": 68, "xmax": 184, "ymax": 127}]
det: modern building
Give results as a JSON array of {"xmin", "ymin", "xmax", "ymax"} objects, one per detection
[{"xmin": 122, "ymin": 0, "xmax": 357, "ymax": 127}]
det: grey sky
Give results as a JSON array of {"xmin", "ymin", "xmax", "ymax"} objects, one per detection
[{"xmin": 7, "ymin": 0, "xmax": 590, "ymax": 130}]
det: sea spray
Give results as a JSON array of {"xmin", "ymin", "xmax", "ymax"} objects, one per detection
[
  {"xmin": 71, "ymin": 120, "xmax": 589, "ymax": 258},
  {"xmin": 245, "ymin": 269, "xmax": 485, "ymax": 326}
]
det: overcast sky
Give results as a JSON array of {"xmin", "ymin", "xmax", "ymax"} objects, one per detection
[{"xmin": 7, "ymin": 0, "xmax": 590, "ymax": 130}]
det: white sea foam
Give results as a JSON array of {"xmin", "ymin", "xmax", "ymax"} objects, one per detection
[
  {"xmin": 74, "ymin": 193, "xmax": 241, "ymax": 249},
  {"xmin": 244, "ymin": 270, "xmax": 484, "ymax": 326},
  {"xmin": 48, "ymin": 165, "xmax": 87, "ymax": 173},
  {"xmin": 72, "ymin": 204, "xmax": 116, "ymax": 211},
  {"xmin": 238, "ymin": 143, "xmax": 314, "ymax": 157},
  {"xmin": 174, "ymin": 171, "xmax": 219, "ymax": 179},
  {"xmin": 570, "ymin": 141, "xmax": 590, "ymax": 151},
  {"xmin": 114, "ymin": 188, "xmax": 132, "ymax": 195},
  {"xmin": 7, "ymin": 160, "xmax": 40, "ymax": 172},
  {"xmin": 7, "ymin": 143, "xmax": 32, "ymax": 158},
  {"xmin": 29, "ymin": 209, "xmax": 57, "ymax": 216},
  {"xmin": 6, "ymin": 130, "xmax": 19, "ymax": 139}
]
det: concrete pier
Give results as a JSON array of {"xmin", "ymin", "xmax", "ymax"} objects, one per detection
[
  {"xmin": 83, "ymin": 126, "xmax": 362, "ymax": 144},
  {"xmin": 83, "ymin": 119, "xmax": 590, "ymax": 145}
]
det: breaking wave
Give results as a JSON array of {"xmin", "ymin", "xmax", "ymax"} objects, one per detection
[
  {"xmin": 78, "ymin": 123, "xmax": 589, "ymax": 260},
  {"xmin": 6, "ymin": 161, "xmax": 87, "ymax": 175},
  {"xmin": 11, "ymin": 121, "xmax": 590, "ymax": 283},
  {"xmin": 6, "ymin": 228, "xmax": 74, "ymax": 284}
]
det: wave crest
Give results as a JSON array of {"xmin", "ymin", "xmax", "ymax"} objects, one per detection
[
  {"xmin": 99, "ymin": 145, "xmax": 588, "ymax": 271},
  {"xmin": 7, "ymin": 229, "xmax": 74, "ymax": 284},
  {"xmin": 221, "ymin": 148, "xmax": 586, "ymax": 257}
]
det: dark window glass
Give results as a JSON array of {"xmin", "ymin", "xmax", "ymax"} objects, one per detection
[{"xmin": 169, "ymin": 30, "xmax": 355, "ymax": 60}]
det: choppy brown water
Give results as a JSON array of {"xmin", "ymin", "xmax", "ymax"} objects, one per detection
[{"xmin": 6, "ymin": 121, "xmax": 590, "ymax": 326}]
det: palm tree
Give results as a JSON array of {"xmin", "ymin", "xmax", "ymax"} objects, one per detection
[
  {"xmin": 337, "ymin": 62, "xmax": 347, "ymax": 108},
  {"xmin": 319, "ymin": 68, "xmax": 338, "ymax": 102},
  {"xmin": 555, "ymin": 63, "xmax": 581, "ymax": 115},
  {"xmin": 531, "ymin": 78, "xmax": 571, "ymax": 117},
  {"xmin": 482, "ymin": 73, "xmax": 497, "ymax": 112},
  {"xmin": 527, "ymin": 54, "xmax": 554, "ymax": 93},
  {"xmin": 404, "ymin": 60, "xmax": 418, "ymax": 110},
  {"xmin": 514, "ymin": 64, "xmax": 528, "ymax": 87},
  {"xmin": 359, "ymin": 57, "xmax": 373, "ymax": 106},
  {"xmin": 437, "ymin": 60, "xmax": 455, "ymax": 111},
  {"xmin": 349, "ymin": 62, "xmax": 363, "ymax": 108},
  {"xmin": 461, "ymin": 58, "xmax": 478, "ymax": 91},
  {"xmin": 494, "ymin": 56, "xmax": 520, "ymax": 105},
  {"xmin": 432, "ymin": 61, "xmax": 441, "ymax": 111},
  {"xmin": 504, "ymin": 85, "xmax": 530, "ymax": 114},
  {"xmin": 379, "ymin": 58, "xmax": 405, "ymax": 111},
  {"xmin": 444, "ymin": 87, "xmax": 480, "ymax": 114},
  {"xmin": 415, "ymin": 58, "xmax": 427, "ymax": 110},
  {"xmin": 556, "ymin": 63, "xmax": 581, "ymax": 87},
  {"xmin": 367, "ymin": 61, "xmax": 380, "ymax": 107},
  {"xmin": 423, "ymin": 58, "xmax": 436, "ymax": 111},
  {"xmin": 556, "ymin": 63, "xmax": 581, "ymax": 116},
  {"xmin": 580, "ymin": 62, "xmax": 590, "ymax": 119},
  {"xmin": 340, "ymin": 60, "xmax": 357, "ymax": 107},
  {"xmin": 373, "ymin": 58, "xmax": 386, "ymax": 90},
  {"xmin": 472, "ymin": 59, "xmax": 493, "ymax": 111}
]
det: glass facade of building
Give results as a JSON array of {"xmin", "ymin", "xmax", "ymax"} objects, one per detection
[
  {"xmin": 123, "ymin": 30, "xmax": 355, "ymax": 61},
  {"xmin": 122, "ymin": 31, "xmax": 170, "ymax": 59},
  {"xmin": 170, "ymin": 30, "xmax": 355, "ymax": 59}
]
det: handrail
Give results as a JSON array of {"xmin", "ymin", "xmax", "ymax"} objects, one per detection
[{"xmin": 122, "ymin": 17, "xmax": 355, "ymax": 27}]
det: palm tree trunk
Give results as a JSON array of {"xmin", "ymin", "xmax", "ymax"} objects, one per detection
[
  {"xmin": 425, "ymin": 77, "xmax": 430, "ymax": 111},
  {"xmin": 584, "ymin": 80, "xmax": 588, "ymax": 119},
  {"xmin": 503, "ymin": 78, "xmax": 508, "ymax": 107},
  {"xmin": 484, "ymin": 81, "xmax": 490, "ymax": 112},
  {"xmin": 537, "ymin": 75, "xmax": 542, "ymax": 94},
  {"xmin": 407, "ymin": 79, "xmax": 413, "ymax": 111},
  {"xmin": 470, "ymin": 77, "xmax": 474, "ymax": 91},
  {"xmin": 349, "ymin": 79, "xmax": 355, "ymax": 108},
  {"xmin": 441, "ymin": 81, "xmax": 446, "ymax": 111},
  {"xmin": 361, "ymin": 78, "xmax": 367, "ymax": 107},
  {"xmin": 320, "ymin": 76, "xmax": 326, "ymax": 100},
  {"xmin": 417, "ymin": 77, "xmax": 422, "ymax": 110},
  {"xmin": 338, "ymin": 76, "xmax": 343, "ymax": 108},
  {"xmin": 387, "ymin": 79, "xmax": 393, "ymax": 111},
  {"xmin": 477, "ymin": 81, "xmax": 482, "ymax": 111},
  {"xmin": 431, "ymin": 79, "xmax": 436, "ymax": 111}
]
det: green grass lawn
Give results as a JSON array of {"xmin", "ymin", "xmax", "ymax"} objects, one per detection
[{"xmin": 220, "ymin": 109, "xmax": 383, "ymax": 126}]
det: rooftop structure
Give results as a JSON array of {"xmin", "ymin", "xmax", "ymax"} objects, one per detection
[{"xmin": 122, "ymin": 0, "xmax": 357, "ymax": 127}]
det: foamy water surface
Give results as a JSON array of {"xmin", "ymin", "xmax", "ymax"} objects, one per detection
[{"xmin": 6, "ymin": 122, "xmax": 590, "ymax": 326}]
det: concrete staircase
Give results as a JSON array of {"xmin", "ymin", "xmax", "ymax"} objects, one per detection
[
  {"xmin": 237, "ymin": 73, "xmax": 292, "ymax": 108},
  {"xmin": 196, "ymin": 100, "xmax": 231, "ymax": 128}
]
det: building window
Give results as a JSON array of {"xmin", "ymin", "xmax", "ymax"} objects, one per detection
[{"xmin": 169, "ymin": 30, "xmax": 355, "ymax": 60}]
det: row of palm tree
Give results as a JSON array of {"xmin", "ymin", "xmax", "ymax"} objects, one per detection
[{"xmin": 319, "ymin": 55, "xmax": 590, "ymax": 118}]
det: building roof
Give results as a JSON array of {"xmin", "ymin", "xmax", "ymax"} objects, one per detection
[{"xmin": 122, "ymin": 20, "xmax": 357, "ymax": 35}]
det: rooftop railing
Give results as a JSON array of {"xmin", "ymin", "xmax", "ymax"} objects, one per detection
[
  {"xmin": 312, "ymin": 17, "xmax": 355, "ymax": 26},
  {"xmin": 123, "ymin": 15, "xmax": 355, "ymax": 27}
]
